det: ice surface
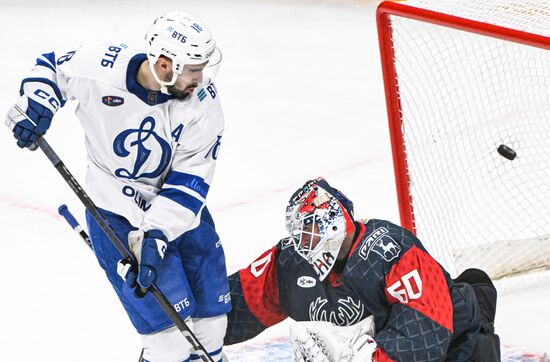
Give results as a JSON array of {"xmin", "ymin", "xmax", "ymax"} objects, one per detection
[{"xmin": 0, "ymin": 0, "xmax": 547, "ymax": 360}]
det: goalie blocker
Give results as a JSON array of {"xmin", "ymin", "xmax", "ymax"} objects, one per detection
[{"xmin": 223, "ymin": 178, "xmax": 500, "ymax": 362}]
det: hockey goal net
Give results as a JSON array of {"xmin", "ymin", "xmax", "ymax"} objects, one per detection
[{"xmin": 377, "ymin": 0, "xmax": 550, "ymax": 279}]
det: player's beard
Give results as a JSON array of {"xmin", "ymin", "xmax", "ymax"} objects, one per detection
[
  {"xmin": 164, "ymin": 73, "xmax": 198, "ymax": 100},
  {"xmin": 167, "ymin": 84, "xmax": 198, "ymax": 100}
]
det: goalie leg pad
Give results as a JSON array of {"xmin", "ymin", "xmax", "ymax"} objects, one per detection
[
  {"xmin": 454, "ymin": 268, "xmax": 497, "ymax": 325},
  {"xmin": 454, "ymin": 268, "xmax": 500, "ymax": 362}
]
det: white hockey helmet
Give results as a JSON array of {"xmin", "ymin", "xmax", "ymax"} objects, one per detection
[
  {"xmin": 144, "ymin": 11, "xmax": 220, "ymax": 94},
  {"xmin": 285, "ymin": 178, "xmax": 355, "ymax": 281}
]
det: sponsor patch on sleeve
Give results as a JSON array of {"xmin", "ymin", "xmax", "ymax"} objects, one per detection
[
  {"xmin": 102, "ymin": 95, "xmax": 124, "ymax": 107},
  {"xmin": 359, "ymin": 227, "xmax": 401, "ymax": 262}
]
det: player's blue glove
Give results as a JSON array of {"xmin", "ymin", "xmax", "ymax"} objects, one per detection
[
  {"xmin": 117, "ymin": 229, "xmax": 168, "ymax": 293},
  {"xmin": 5, "ymin": 80, "xmax": 62, "ymax": 149}
]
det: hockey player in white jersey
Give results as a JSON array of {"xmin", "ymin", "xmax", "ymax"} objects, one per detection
[{"xmin": 6, "ymin": 11, "xmax": 230, "ymax": 362}]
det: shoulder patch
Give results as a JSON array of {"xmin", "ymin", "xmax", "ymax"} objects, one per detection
[
  {"xmin": 197, "ymin": 82, "xmax": 217, "ymax": 102},
  {"xmin": 197, "ymin": 88, "xmax": 207, "ymax": 101},
  {"xmin": 297, "ymin": 276, "xmax": 317, "ymax": 288},
  {"xmin": 102, "ymin": 95, "xmax": 124, "ymax": 107},
  {"xmin": 359, "ymin": 227, "xmax": 401, "ymax": 262}
]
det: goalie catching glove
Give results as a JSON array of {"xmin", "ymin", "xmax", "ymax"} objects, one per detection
[
  {"xmin": 117, "ymin": 229, "xmax": 168, "ymax": 294},
  {"xmin": 290, "ymin": 317, "xmax": 377, "ymax": 362}
]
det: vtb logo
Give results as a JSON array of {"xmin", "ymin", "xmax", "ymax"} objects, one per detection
[{"xmin": 113, "ymin": 116, "xmax": 171, "ymax": 179}]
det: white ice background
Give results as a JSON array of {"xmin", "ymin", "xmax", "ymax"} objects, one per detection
[{"xmin": 0, "ymin": 0, "xmax": 548, "ymax": 361}]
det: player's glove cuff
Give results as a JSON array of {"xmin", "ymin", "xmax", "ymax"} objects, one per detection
[
  {"xmin": 117, "ymin": 256, "xmax": 138, "ymax": 288},
  {"xmin": 128, "ymin": 229, "xmax": 168, "ymax": 290},
  {"xmin": 20, "ymin": 78, "xmax": 64, "ymax": 114}
]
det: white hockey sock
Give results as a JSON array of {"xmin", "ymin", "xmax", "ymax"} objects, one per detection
[
  {"xmin": 141, "ymin": 319, "xmax": 193, "ymax": 362},
  {"xmin": 190, "ymin": 315, "xmax": 228, "ymax": 361}
]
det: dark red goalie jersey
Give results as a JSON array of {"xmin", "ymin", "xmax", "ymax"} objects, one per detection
[{"xmin": 224, "ymin": 219, "xmax": 481, "ymax": 362}]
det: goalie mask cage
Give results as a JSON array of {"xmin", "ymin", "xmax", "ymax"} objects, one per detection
[{"xmin": 377, "ymin": 0, "xmax": 550, "ymax": 279}]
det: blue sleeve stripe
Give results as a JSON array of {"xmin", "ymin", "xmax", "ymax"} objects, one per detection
[
  {"xmin": 19, "ymin": 77, "xmax": 66, "ymax": 107},
  {"xmin": 158, "ymin": 188, "xmax": 203, "ymax": 215},
  {"xmin": 41, "ymin": 52, "xmax": 57, "ymax": 68},
  {"xmin": 36, "ymin": 59, "xmax": 56, "ymax": 73},
  {"xmin": 164, "ymin": 171, "xmax": 210, "ymax": 198}
]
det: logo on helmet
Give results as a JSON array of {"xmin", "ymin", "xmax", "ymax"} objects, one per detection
[
  {"xmin": 161, "ymin": 48, "xmax": 178, "ymax": 57},
  {"xmin": 171, "ymin": 30, "xmax": 187, "ymax": 43},
  {"xmin": 205, "ymin": 47, "xmax": 216, "ymax": 59}
]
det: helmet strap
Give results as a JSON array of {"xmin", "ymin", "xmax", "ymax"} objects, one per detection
[{"xmin": 149, "ymin": 58, "xmax": 178, "ymax": 95}]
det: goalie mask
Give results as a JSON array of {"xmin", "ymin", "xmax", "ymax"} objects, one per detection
[
  {"xmin": 144, "ymin": 11, "xmax": 222, "ymax": 94},
  {"xmin": 285, "ymin": 178, "xmax": 355, "ymax": 281}
]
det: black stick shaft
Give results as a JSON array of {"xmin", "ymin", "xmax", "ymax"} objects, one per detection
[{"xmin": 37, "ymin": 137, "xmax": 213, "ymax": 362}]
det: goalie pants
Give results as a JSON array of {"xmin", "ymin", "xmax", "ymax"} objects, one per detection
[
  {"xmin": 451, "ymin": 269, "xmax": 501, "ymax": 362},
  {"xmin": 86, "ymin": 207, "xmax": 232, "ymax": 335}
]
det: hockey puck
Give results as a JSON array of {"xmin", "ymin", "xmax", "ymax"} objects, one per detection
[{"xmin": 497, "ymin": 144, "xmax": 516, "ymax": 160}]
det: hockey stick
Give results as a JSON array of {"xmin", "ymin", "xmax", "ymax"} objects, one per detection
[
  {"xmin": 43, "ymin": 138, "xmax": 214, "ymax": 361},
  {"xmin": 59, "ymin": 204, "xmax": 146, "ymax": 362},
  {"xmin": 7, "ymin": 104, "xmax": 213, "ymax": 361},
  {"xmin": 58, "ymin": 204, "xmax": 92, "ymax": 248}
]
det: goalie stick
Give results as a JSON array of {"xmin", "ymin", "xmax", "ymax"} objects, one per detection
[{"xmin": 7, "ymin": 105, "xmax": 213, "ymax": 362}]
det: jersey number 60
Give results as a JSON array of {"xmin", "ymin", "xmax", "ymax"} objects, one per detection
[{"xmin": 386, "ymin": 269, "xmax": 423, "ymax": 304}]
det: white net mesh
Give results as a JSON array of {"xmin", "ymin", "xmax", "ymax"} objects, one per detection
[
  {"xmin": 383, "ymin": 0, "xmax": 550, "ymax": 278},
  {"xmin": 403, "ymin": 0, "xmax": 550, "ymax": 37}
]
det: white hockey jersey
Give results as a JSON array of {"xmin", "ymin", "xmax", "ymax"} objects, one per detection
[{"xmin": 26, "ymin": 43, "xmax": 224, "ymax": 241}]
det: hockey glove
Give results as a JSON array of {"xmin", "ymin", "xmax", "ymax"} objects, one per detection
[
  {"xmin": 345, "ymin": 331, "xmax": 377, "ymax": 362},
  {"xmin": 117, "ymin": 229, "xmax": 168, "ymax": 293},
  {"xmin": 290, "ymin": 317, "xmax": 377, "ymax": 362},
  {"xmin": 5, "ymin": 80, "xmax": 62, "ymax": 149}
]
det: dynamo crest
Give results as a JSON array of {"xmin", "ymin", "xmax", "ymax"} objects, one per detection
[{"xmin": 113, "ymin": 116, "xmax": 172, "ymax": 180}]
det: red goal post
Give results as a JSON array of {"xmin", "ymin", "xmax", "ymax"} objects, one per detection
[{"xmin": 376, "ymin": 0, "xmax": 550, "ymax": 278}]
